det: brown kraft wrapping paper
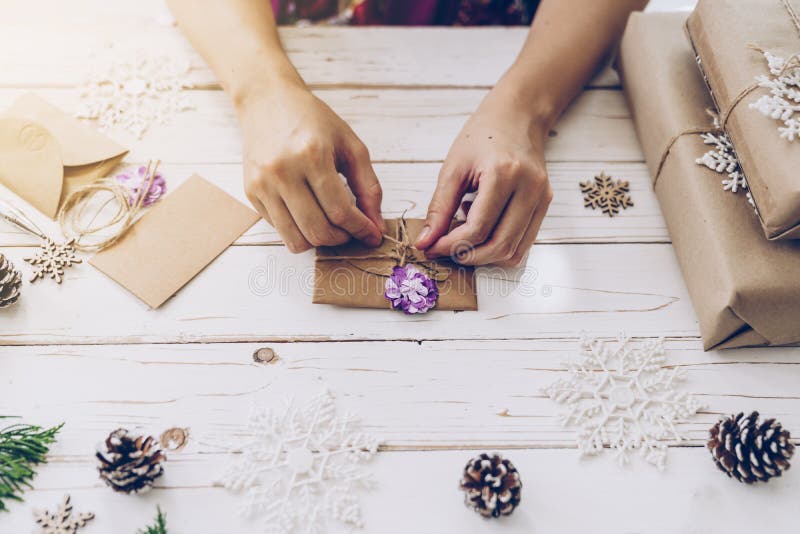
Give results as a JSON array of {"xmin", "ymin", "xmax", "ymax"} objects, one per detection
[
  {"xmin": 686, "ymin": 0, "xmax": 800, "ymax": 240},
  {"xmin": 313, "ymin": 218, "xmax": 477, "ymax": 311},
  {"xmin": 618, "ymin": 12, "xmax": 800, "ymax": 349}
]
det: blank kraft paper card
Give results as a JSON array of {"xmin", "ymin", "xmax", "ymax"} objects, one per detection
[{"xmin": 90, "ymin": 175, "xmax": 259, "ymax": 308}]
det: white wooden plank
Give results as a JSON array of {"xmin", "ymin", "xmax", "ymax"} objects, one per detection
[
  {"xmin": 0, "ymin": 162, "xmax": 665, "ymax": 247},
  {"xmin": 1, "ymin": 447, "xmax": 796, "ymax": 533},
  {"xmin": 0, "ymin": 87, "xmax": 643, "ymax": 164},
  {"xmin": 0, "ymin": 242, "xmax": 696, "ymax": 345},
  {"xmin": 2, "ymin": 340, "xmax": 799, "ymax": 451}
]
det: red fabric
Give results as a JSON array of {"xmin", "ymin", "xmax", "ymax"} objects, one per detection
[{"xmin": 272, "ymin": 0, "xmax": 537, "ymax": 26}]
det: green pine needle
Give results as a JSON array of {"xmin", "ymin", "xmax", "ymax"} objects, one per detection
[
  {"xmin": 137, "ymin": 506, "xmax": 168, "ymax": 534},
  {"xmin": 0, "ymin": 416, "xmax": 63, "ymax": 512}
]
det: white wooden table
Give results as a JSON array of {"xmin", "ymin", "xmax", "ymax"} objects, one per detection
[{"xmin": 1, "ymin": 1, "xmax": 797, "ymax": 532}]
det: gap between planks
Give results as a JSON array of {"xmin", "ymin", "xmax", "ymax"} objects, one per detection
[{"xmin": 0, "ymin": 335, "xmax": 710, "ymax": 348}]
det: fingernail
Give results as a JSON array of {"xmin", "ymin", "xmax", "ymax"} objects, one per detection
[{"xmin": 416, "ymin": 225, "xmax": 431, "ymax": 246}]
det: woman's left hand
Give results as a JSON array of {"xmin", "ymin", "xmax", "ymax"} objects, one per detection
[{"xmin": 415, "ymin": 82, "xmax": 554, "ymax": 267}]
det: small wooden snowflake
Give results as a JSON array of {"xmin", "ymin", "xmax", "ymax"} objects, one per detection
[
  {"xmin": 25, "ymin": 238, "xmax": 82, "ymax": 284},
  {"xmin": 579, "ymin": 172, "xmax": 633, "ymax": 217},
  {"xmin": 33, "ymin": 495, "xmax": 94, "ymax": 534}
]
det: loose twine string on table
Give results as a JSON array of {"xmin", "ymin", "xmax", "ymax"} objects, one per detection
[
  {"xmin": 316, "ymin": 216, "xmax": 448, "ymax": 281},
  {"xmin": 0, "ymin": 198, "xmax": 51, "ymax": 242},
  {"xmin": 653, "ymin": 0, "xmax": 800, "ymax": 188},
  {"xmin": 57, "ymin": 160, "xmax": 161, "ymax": 252}
]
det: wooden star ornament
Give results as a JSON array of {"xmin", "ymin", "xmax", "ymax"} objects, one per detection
[
  {"xmin": 33, "ymin": 495, "xmax": 94, "ymax": 534},
  {"xmin": 580, "ymin": 172, "xmax": 634, "ymax": 217}
]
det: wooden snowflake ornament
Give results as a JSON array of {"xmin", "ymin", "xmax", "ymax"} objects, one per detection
[
  {"xmin": 580, "ymin": 172, "xmax": 633, "ymax": 217},
  {"xmin": 33, "ymin": 495, "xmax": 94, "ymax": 534},
  {"xmin": 25, "ymin": 238, "xmax": 82, "ymax": 284}
]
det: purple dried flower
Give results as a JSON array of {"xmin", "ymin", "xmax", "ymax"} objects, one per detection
[
  {"xmin": 115, "ymin": 165, "xmax": 167, "ymax": 207},
  {"xmin": 384, "ymin": 264, "xmax": 438, "ymax": 314}
]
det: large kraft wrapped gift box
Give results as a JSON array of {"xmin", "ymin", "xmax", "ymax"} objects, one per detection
[
  {"xmin": 618, "ymin": 12, "xmax": 800, "ymax": 349},
  {"xmin": 687, "ymin": 0, "xmax": 800, "ymax": 240}
]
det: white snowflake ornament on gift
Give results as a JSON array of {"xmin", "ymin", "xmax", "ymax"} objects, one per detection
[
  {"xmin": 219, "ymin": 389, "xmax": 381, "ymax": 534},
  {"xmin": 542, "ymin": 334, "xmax": 704, "ymax": 470},
  {"xmin": 750, "ymin": 50, "xmax": 800, "ymax": 141},
  {"xmin": 695, "ymin": 130, "xmax": 757, "ymax": 210},
  {"xmin": 77, "ymin": 51, "xmax": 194, "ymax": 139}
]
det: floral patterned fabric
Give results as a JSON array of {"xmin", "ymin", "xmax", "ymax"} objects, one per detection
[{"xmin": 271, "ymin": 0, "xmax": 539, "ymax": 26}]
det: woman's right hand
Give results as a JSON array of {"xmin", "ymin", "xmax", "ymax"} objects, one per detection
[{"xmin": 237, "ymin": 82, "xmax": 385, "ymax": 253}]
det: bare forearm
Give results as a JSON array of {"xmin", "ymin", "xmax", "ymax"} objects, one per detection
[
  {"xmin": 166, "ymin": 0, "xmax": 304, "ymax": 108},
  {"xmin": 168, "ymin": 0, "xmax": 384, "ymax": 251},
  {"xmin": 498, "ymin": 0, "xmax": 648, "ymax": 130}
]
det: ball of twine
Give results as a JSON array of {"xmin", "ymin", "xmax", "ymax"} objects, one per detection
[{"xmin": 58, "ymin": 160, "xmax": 160, "ymax": 252}]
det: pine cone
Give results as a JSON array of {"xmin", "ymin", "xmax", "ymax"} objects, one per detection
[
  {"xmin": 459, "ymin": 453, "xmax": 522, "ymax": 518},
  {"xmin": 96, "ymin": 428, "xmax": 166, "ymax": 494},
  {"xmin": 0, "ymin": 253, "xmax": 22, "ymax": 308},
  {"xmin": 708, "ymin": 411, "xmax": 795, "ymax": 484}
]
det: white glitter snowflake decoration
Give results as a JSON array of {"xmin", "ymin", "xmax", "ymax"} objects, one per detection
[
  {"xmin": 750, "ymin": 50, "xmax": 800, "ymax": 141},
  {"xmin": 220, "ymin": 389, "xmax": 381, "ymax": 534},
  {"xmin": 696, "ymin": 130, "xmax": 756, "ymax": 210},
  {"xmin": 542, "ymin": 334, "xmax": 703, "ymax": 470},
  {"xmin": 77, "ymin": 51, "xmax": 193, "ymax": 138}
]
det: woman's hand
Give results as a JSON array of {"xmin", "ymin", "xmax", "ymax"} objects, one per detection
[
  {"xmin": 415, "ymin": 81, "xmax": 553, "ymax": 267},
  {"xmin": 238, "ymin": 82, "xmax": 385, "ymax": 253}
]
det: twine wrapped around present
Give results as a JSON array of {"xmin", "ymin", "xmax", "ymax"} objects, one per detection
[
  {"xmin": 653, "ymin": 0, "xmax": 800, "ymax": 188},
  {"xmin": 316, "ymin": 216, "xmax": 449, "ymax": 282}
]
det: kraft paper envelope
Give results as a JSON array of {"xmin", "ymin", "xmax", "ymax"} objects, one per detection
[
  {"xmin": 90, "ymin": 175, "xmax": 259, "ymax": 309},
  {"xmin": 0, "ymin": 93, "xmax": 128, "ymax": 218}
]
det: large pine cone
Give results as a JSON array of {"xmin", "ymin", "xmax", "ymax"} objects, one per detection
[
  {"xmin": 708, "ymin": 411, "xmax": 794, "ymax": 484},
  {"xmin": 0, "ymin": 253, "xmax": 22, "ymax": 308},
  {"xmin": 97, "ymin": 428, "xmax": 166, "ymax": 494},
  {"xmin": 459, "ymin": 453, "xmax": 522, "ymax": 518}
]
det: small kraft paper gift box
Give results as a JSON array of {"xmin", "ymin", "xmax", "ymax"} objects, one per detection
[
  {"xmin": 618, "ymin": 12, "xmax": 800, "ymax": 349},
  {"xmin": 686, "ymin": 0, "xmax": 800, "ymax": 240},
  {"xmin": 313, "ymin": 218, "xmax": 477, "ymax": 312}
]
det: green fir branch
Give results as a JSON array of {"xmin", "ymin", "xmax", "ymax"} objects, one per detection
[
  {"xmin": 0, "ymin": 416, "xmax": 63, "ymax": 512},
  {"xmin": 137, "ymin": 506, "xmax": 168, "ymax": 534}
]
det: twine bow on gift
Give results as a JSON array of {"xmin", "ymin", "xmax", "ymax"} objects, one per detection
[
  {"xmin": 655, "ymin": 0, "xmax": 800, "ymax": 188},
  {"xmin": 316, "ymin": 216, "xmax": 449, "ymax": 282}
]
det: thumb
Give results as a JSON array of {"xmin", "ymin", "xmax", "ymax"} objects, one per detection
[
  {"xmin": 416, "ymin": 165, "xmax": 466, "ymax": 250},
  {"xmin": 344, "ymin": 139, "xmax": 385, "ymax": 234}
]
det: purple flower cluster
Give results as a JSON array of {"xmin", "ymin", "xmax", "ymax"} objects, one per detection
[
  {"xmin": 384, "ymin": 264, "xmax": 438, "ymax": 314},
  {"xmin": 115, "ymin": 166, "xmax": 167, "ymax": 207}
]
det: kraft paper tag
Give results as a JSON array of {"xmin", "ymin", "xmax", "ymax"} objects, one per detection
[
  {"xmin": 90, "ymin": 175, "xmax": 259, "ymax": 308},
  {"xmin": 0, "ymin": 93, "xmax": 128, "ymax": 218}
]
